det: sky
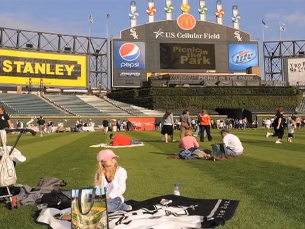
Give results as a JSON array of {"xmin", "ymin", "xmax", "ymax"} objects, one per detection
[{"xmin": 0, "ymin": 0, "xmax": 304, "ymax": 42}]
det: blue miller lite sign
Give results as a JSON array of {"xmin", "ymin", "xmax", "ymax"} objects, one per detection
[
  {"xmin": 113, "ymin": 41, "xmax": 146, "ymax": 70},
  {"xmin": 228, "ymin": 43, "xmax": 259, "ymax": 71}
]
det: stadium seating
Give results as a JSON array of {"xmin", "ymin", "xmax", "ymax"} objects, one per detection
[
  {"xmin": 0, "ymin": 93, "xmax": 68, "ymax": 116},
  {"xmin": 102, "ymin": 96, "xmax": 164, "ymax": 116},
  {"xmin": 76, "ymin": 95, "xmax": 132, "ymax": 116},
  {"xmin": 43, "ymin": 94, "xmax": 107, "ymax": 116}
]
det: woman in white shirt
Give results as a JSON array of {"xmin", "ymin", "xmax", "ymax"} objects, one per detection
[{"xmin": 95, "ymin": 149, "xmax": 132, "ymax": 212}]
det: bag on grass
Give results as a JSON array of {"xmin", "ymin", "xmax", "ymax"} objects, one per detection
[
  {"xmin": 35, "ymin": 177, "xmax": 67, "ymax": 193},
  {"xmin": 72, "ymin": 187, "xmax": 108, "ymax": 229},
  {"xmin": 40, "ymin": 190, "xmax": 72, "ymax": 210},
  {"xmin": 0, "ymin": 151, "xmax": 17, "ymax": 187},
  {"xmin": 211, "ymin": 143, "xmax": 228, "ymax": 158}
]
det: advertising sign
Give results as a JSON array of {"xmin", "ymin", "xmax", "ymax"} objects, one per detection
[
  {"xmin": 113, "ymin": 41, "xmax": 146, "ymax": 70},
  {"xmin": 0, "ymin": 49, "xmax": 87, "ymax": 87},
  {"xmin": 284, "ymin": 57, "xmax": 305, "ymax": 85},
  {"xmin": 228, "ymin": 43, "xmax": 259, "ymax": 71},
  {"xmin": 160, "ymin": 43, "xmax": 215, "ymax": 70},
  {"xmin": 127, "ymin": 117, "xmax": 156, "ymax": 131}
]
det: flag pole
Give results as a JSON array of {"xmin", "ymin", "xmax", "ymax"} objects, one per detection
[
  {"xmin": 106, "ymin": 14, "xmax": 110, "ymax": 90},
  {"xmin": 88, "ymin": 14, "xmax": 92, "ymax": 37}
]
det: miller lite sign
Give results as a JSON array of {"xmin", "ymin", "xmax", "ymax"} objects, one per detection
[
  {"xmin": 228, "ymin": 43, "xmax": 259, "ymax": 71},
  {"xmin": 113, "ymin": 41, "xmax": 146, "ymax": 70}
]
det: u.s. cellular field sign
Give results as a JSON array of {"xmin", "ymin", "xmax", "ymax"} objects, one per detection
[{"xmin": 0, "ymin": 49, "xmax": 88, "ymax": 87}]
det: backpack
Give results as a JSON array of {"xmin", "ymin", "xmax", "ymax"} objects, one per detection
[
  {"xmin": 0, "ymin": 151, "xmax": 17, "ymax": 187},
  {"xmin": 211, "ymin": 143, "xmax": 228, "ymax": 158},
  {"xmin": 40, "ymin": 190, "xmax": 72, "ymax": 210}
]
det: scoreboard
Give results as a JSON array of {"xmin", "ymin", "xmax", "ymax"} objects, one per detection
[{"xmin": 112, "ymin": 17, "xmax": 259, "ymax": 88}]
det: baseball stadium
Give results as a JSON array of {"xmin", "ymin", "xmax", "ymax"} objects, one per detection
[
  {"xmin": 1, "ymin": 1, "xmax": 305, "ymax": 229},
  {"xmin": 0, "ymin": 1, "xmax": 304, "ymax": 129}
]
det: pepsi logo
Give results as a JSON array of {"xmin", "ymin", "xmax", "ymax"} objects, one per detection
[{"xmin": 119, "ymin": 43, "xmax": 140, "ymax": 61}]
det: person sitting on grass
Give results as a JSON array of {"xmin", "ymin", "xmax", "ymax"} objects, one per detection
[
  {"xmin": 95, "ymin": 149, "xmax": 132, "ymax": 212},
  {"xmin": 220, "ymin": 129, "xmax": 244, "ymax": 156},
  {"xmin": 109, "ymin": 133, "xmax": 142, "ymax": 146},
  {"xmin": 178, "ymin": 129, "xmax": 211, "ymax": 159}
]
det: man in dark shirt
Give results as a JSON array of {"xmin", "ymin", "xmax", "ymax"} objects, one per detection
[
  {"xmin": 0, "ymin": 106, "xmax": 13, "ymax": 149},
  {"xmin": 37, "ymin": 116, "xmax": 46, "ymax": 137},
  {"xmin": 102, "ymin": 119, "xmax": 109, "ymax": 135},
  {"xmin": 266, "ymin": 107, "xmax": 285, "ymax": 143}
]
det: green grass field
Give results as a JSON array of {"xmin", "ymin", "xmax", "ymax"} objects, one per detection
[{"xmin": 1, "ymin": 127, "xmax": 305, "ymax": 229}]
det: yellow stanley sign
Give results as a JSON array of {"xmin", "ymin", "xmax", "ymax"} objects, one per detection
[
  {"xmin": 2, "ymin": 60, "xmax": 76, "ymax": 77},
  {"xmin": 0, "ymin": 49, "xmax": 88, "ymax": 87}
]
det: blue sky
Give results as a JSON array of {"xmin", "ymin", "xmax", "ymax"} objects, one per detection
[{"xmin": 0, "ymin": 0, "xmax": 304, "ymax": 42}]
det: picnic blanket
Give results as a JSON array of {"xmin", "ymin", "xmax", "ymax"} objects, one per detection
[
  {"xmin": 109, "ymin": 195, "xmax": 239, "ymax": 229},
  {"xmin": 36, "ymin": 194, "xmax": 239, "ymax": 229},
  {"xmin": 90, "ymin": 142, "xmax": 144, "ymax": 148}
]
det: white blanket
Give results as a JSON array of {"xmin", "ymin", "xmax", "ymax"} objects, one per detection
[
  {"xmin": 36, "ymin": 207, "xmax": 71, "ymax": 229},
  {"xmin": 90, "ymin": 143, "xmax": 144, "ymax": 148}
]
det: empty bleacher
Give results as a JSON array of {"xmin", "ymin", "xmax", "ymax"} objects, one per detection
[
  {"xmin": 103, "ymin": 96, "xmax": 164, "ymax": 116},
  {"xmin": 76, "ymin": 95, "xmax": 132, "ymax": 116},
  {"xmin": 0, "ymin": 93, "xmax": 68, "ymax": 116},
  {"xmin": 43, "ymin": 94, "xmax": 108, "ymax": 116}
]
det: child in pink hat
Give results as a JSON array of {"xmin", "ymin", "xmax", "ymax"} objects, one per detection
[{"xmin": 95, "ymin": 149, "xmax": 132, "ymax": 212}]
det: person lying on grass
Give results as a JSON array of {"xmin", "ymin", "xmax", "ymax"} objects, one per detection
[
  {"xmin": 95, "ymin": 149, "xmax": 132, "ymax": 212},
  {"xmin": 108, "ymin": 133, "xmax": 142, "ymax": 146}
]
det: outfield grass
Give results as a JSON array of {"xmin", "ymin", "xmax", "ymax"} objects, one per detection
[{"xmin": 1, "ymin": 128, "xmax": 305, "ymax": 229}]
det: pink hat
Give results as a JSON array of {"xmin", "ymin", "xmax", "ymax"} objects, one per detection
[{"xmin": 97, "ymin": 149, "xmax": 119, "ymax": 162}]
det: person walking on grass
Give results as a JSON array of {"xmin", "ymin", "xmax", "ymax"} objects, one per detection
[
  {"xmin": 287, "ymin": 119, "xmax": 296, "ymax": 142},
  {"xmin": 179, "ymin": 109, "xmax": 191, "ymax": 139},
  {"xmin": 198, "ymin": 109, "xmax": 213, "ymax": 142},
  {"xmin": 266, "ymin": 107, "xmax": 285, "ymax": 144},
  {"xmin": 161, "ymin": 109, "xmax": 175, "ymax": 143},
  {"xmin": 37, "ymin": 116, "xmax": 45, "ymax": 137}
]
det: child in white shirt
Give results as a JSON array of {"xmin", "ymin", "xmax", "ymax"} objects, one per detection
[{"xmin": 287, "ymin": 120, "xmax": 295, "ymax": 142}]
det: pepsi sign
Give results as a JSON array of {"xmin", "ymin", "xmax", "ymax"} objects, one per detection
[
  {"xmin": 228, "ymin": 43, "xmax": 259, "ymax": 71},
  {"xmin": 113, "ymin": 41, "xmax": 145, "ymax": 70}
]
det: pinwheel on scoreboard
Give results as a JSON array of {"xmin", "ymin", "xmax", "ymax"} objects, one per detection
[
  {"xmin": 164, "ymin": 4, "xmax": 174, "ymax": 13},
  {"xmin": 146, "ymin": 6, "xmax": 157, "ymax": 16},
  {"xmin": 180, "ymin": 3, "xmax": 190, "ymax": 13},
  {"xmin": 198, "ymin": 5, "xmax": 208, "ymax": 14},
  {"xmin": 129, "ymin": 11, "xmax": 139, "ymax": 20},
  {"xmin": 215, "ymin": 9, "xmax": 225, "ymax": 18},
  {"xmin": 231, "ymin": 14, "xmax": 241, "ymax": 23}
]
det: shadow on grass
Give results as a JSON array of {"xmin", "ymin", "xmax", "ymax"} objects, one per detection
[{"xmin": 149, "ymin": 151, "xmax": 175, "ymax": 156}]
